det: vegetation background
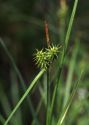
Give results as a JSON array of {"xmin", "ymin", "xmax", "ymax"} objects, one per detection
[{"xmin": 0, "ymin": 0, "xmax": 89, "ymax": 125}]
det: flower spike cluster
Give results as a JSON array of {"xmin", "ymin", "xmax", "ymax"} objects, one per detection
[{"xmin": 34, "ymin": 44, "xmax": 60, "ymax": 70}]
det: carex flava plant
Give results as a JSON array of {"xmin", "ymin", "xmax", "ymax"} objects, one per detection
[{"xmin": 2, "ymin": 0, "xmax": 84, "ymax": 125}]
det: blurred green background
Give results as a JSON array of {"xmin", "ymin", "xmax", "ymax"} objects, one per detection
[
  {"xmin": 0, "ymin": 0, "xmax": 89, "ymax": 83},
  {"xmin": 0, "ymin": 0, "xmax": 89, "ymax": 125}
]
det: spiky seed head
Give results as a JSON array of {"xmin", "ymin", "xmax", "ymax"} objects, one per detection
[
  {"xmin": 34, "ymin": 49, "xmax": 48, "ymax": 69},
  {"xmin": 34, "ymin": 44, "xmax": 61, "ymax": 70},
  {"xmin": 46, "ymin": 45, "xmax": 59, "ymax": 61}
]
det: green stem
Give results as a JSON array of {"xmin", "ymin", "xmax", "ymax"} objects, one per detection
[
  {"xmin": 4, "ymin": 69, "xmax": 45, "ymax": 125},
  {"xmin": 46, "ymin": 69, "xmax": 50, "ymax": 125},
  {"xmin": 0, "ymin": 38, "xmax": 40, "ymax": 125}
]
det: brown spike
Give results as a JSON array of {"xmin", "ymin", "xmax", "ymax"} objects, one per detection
[{"xmin": 45, "ymin": 21, "xmax": 51, "ymax": 48}]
